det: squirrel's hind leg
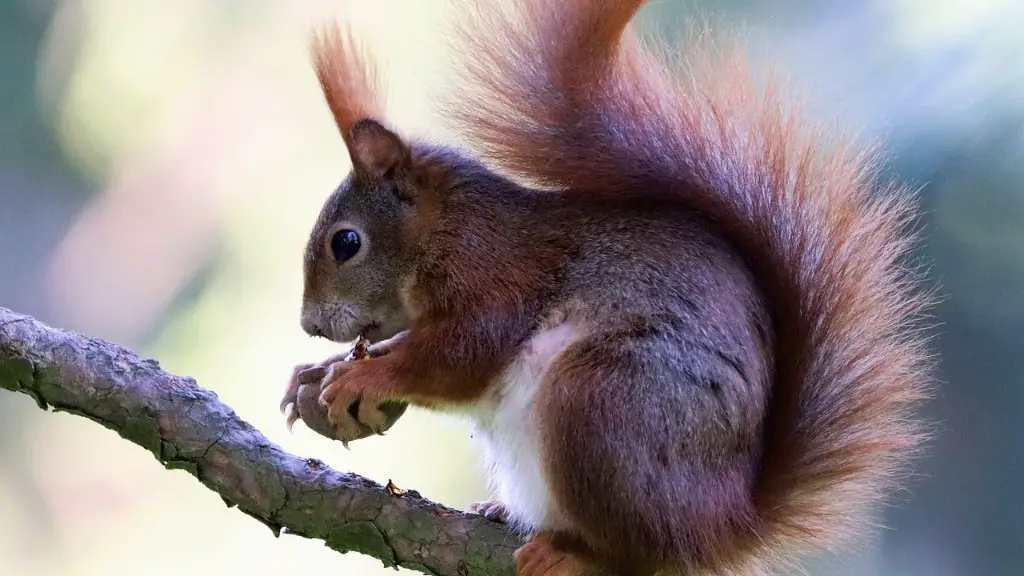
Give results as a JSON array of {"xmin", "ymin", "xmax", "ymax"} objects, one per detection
[{"xmin": 535, "ymin": 321, "xmax": 763, "ymax": 575}]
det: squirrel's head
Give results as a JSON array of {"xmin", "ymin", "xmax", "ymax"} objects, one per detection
[{"xmin": 300, "ymin": 118, "xmax": 418, "ymax": 344}]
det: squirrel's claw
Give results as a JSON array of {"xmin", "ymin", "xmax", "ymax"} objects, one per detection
[
  {"xmin": 283, "ymin": 402, "xmax": 300, "ymax": 433},
  {"xmin": 466, "ymin": 500, "xmax": 509, "ymax": 524},
  {"xmin": 281, "ymin": 352, "xmax": 352, "ymax": 433},
  {"xmin": 281, "ymin": 362, "xmax": 314, "ymax": 413},
  {"xmin": 318, "ymin": 360, "xmax": 392, "ymax": 445}
]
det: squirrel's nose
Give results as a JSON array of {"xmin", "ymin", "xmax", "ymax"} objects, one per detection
[{"xmin": 300, "ymin": 310, "xmax": 325, "ymax": 338}]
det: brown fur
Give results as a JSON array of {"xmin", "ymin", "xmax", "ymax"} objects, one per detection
[{"xmin": 297, "ymin": 2, "xmax": 934, "ymax": 575}]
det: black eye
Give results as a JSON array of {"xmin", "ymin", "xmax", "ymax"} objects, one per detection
[{"xmin": 330, "ymin": 229, "xmax": 361, "ymax": 262}]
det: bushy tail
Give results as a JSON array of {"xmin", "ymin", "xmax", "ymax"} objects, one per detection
[{"xmin": 442, "ymin": 0, "xmax": 933, "ymax": 571}]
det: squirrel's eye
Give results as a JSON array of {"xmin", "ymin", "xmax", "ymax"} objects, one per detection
[{"xmin": 330, "ymin": 229, "xmax": 362, "ymax": 262}]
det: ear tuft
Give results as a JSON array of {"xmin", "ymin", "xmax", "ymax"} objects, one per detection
[{"xmin": 348, "ymin": 119, "xmax": 409, "ymax": 179}]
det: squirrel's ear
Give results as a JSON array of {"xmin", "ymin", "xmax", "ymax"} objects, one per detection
[{"xmin": 347, "ymin": 119, "xmax": 409, "ymax": 179}]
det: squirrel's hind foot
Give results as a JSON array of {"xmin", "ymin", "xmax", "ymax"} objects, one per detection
[
  {"xmin": 466, "ymin": 500, "xmax": 510, "ymax": 523},
  {"xmin": 514, "ymin": 532, "xmax": 596, "ymax": 576}
]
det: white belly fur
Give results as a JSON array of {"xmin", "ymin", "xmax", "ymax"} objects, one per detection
[{"xmin": 461, "ymin": 323, "xmax": 578, "ymax": 533}]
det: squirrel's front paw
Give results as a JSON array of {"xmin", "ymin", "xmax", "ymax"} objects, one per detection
[
  {"xmin": 318, "ymin": 361, "xmax": 394, "ymax": 447},
  {"xmin": 280, "ymin": 353, "xmax": 348, "ymax": 431},
  {"xmin": 281, "ymin": 361, "xmax": 314, "ymax": 430}
]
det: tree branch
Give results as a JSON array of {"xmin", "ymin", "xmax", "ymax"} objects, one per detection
[{"xmin": 0, "ymin": 307, "xmax": 519, "ymax": 576}]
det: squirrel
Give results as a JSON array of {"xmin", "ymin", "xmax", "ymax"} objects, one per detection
[{"xmin": 278, "ymin": 1, "xmax": 934, "ymax": 575}]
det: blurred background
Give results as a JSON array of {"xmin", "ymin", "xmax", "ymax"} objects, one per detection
[{"xmin": 0, "ymin": 0, "xmax": 1021, "ymax": 574}]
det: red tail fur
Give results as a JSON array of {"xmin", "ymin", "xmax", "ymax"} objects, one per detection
[{"xmin": 440, "ymin": 0, "xmax": 933, "ymax": 571}]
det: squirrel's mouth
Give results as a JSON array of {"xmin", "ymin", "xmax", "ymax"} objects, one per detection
[
  {"xmin": 358, "ymin": 321, "xmax": 382, "ymax": 343},
  {"xmin": 304, "ymin": 313, "xmax": 377, "ymax": 345}
]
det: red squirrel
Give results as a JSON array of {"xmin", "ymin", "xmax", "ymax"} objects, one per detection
[{"xmin": 279, "ymin": 1, "xmax": 934, "ymax": 574}]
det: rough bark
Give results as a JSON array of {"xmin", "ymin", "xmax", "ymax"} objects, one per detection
[{"xmin": 0, "ymin": 306, "xmax": 519, "ymax": 576}]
